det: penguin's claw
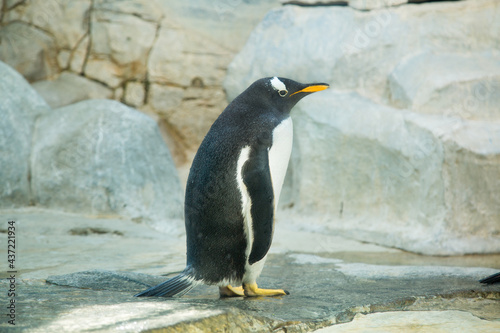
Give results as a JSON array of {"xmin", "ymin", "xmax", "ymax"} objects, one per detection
[
  {"xmin": 243, "ymin": 282, "xmax": 289, "ymax": 297},
  {"xmin": 219, "ymin": 285, "xmax": 245, "ymax": 297}
]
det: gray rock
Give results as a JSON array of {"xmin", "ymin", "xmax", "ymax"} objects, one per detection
[
  {"xmin": 32, "ymin": 72, "xmax": 113, "ymax": 108},
  {"xmin": 315, "ymin": 310, "xmax": 500, "ymax": 333},
  {"xmin": 0, "ymin": 21, "xmax": 59, "ymax": 82},
  {"xmin": 31, "ymin": 99, "xmax": 183, "ymax": 226},
  {"xmin": 94, "ymin": 0, "xmax": 164, "ymax": 22},
  {"xmin": 86, "ymin": 7, "xmax": 158, "ymax": 86},
  {"xmin": 281, "ymin": 0, "xmax": 409, "ymax": 10},
  {"xmin": 147, "ymin": 22, "xmax": 231, "ymax": 87},
  {"xmin": 0, "ymin": 61, "xmax": 50, "ymax": 208},
  {"xmin": 10, "ymin": 258, "xmax": 500, "ymax": 332},
  {"xmin": 225, "ymin": 0, "xmax": 500, "ymax": 255},
  {"xmin": 226, "ymin": 0, "xmax": 500, "ymax": 107},
  {"xmin": 0, "ymin": 0, "xmax": 283, "ymax": 166},
  {"xmin": 388, "ymin": 52, "xmax": 500, "ymax": 120},
  {"xmin": 3, "ymin": 0, "xmax": 91, "ymax": 50},
  {"xmin": 1, "ymin": 208, "xmax": 498, "ymax": 332},
  {"xmin": 124, "ymin": 81, "xmax": 146, "ymax": 107},
  {"xmin": 349, "ymin": 0, "xmax": 408, "ymax": 10},
  {"xmin": 47, "ymin": 270, "xmax": 162, "ymax": 292},
  {"xmin": 283, "ymin": 89, "xmax": 500, "ymax": 255}
]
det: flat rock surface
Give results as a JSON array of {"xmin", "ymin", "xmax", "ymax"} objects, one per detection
[{"xmin": 0, "ymin": 208, "xmax": 498, "ymax": 332}]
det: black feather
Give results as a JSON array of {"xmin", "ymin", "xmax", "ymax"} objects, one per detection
[
  {"xmin": 479, "ymin": 272, "xmax": 500, "ymax": 285},
  {"xmin": 134, "ymin": 273, "xmax": 196, "ymax": 297}
]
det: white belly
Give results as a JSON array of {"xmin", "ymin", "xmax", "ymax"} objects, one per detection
[{"xmin": 268, "ymin": 117, "xmax": 293, "ymax": 209}]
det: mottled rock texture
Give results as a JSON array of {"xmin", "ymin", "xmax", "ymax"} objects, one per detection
[
  {"xmin": 0, "ymin": 61, "xmax": 50, "ymax": 208},
  {"xmin": 0, "ymin": 0, "xmax": 281, "ymax": 164},
  {"xmin": 31, "ymin": 99, "xmax": 183, "ymax": 226},
  {"xmin": 225, "ymin": 0, "xmax": 500, "ymax": 255}
]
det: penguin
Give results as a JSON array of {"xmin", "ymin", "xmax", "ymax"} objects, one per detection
[{"xmin": 135, "ymin": 77, "xmax": 329, "ymax": 298}]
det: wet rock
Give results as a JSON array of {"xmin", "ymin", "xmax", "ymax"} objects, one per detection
[
  {"xmin": 30, "ymin": 99, "xmax": 183, "ymax": 227},
  {"xmin": 0, "ymin": 61, "xmax": 50, "ymax": 208},
  {"xmin": 1, "ymin": 208, "xmax": 498, "ymax": 332},
  {"xmin": 47, "ymin": 270, "xmax": 160, "ymax": 292}
]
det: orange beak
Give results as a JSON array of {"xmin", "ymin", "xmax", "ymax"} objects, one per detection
[{"xmin": 290, "ymin": 84, "xmax": 329, "ymax": 96}]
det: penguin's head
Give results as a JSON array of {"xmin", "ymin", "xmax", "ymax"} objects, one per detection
[{"xmin": 238, "ymin": 77, "xmax": 329, "ymax": 114}]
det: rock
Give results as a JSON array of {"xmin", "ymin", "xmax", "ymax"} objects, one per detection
[
  {"xmin": 3, "ymin": 0, "xmax": 91, "ymax": 50},
  {"xmin": 147, "ymin": 22, "xmax": 231, "ymax": 87},
  {"xmin": 388, "ymin": 52, "xmax": 500, "ymax": 120},
  {"xmin": 47, "ymin": 270, "xmax": 162, "ymax": 292},
  {"xmin": 225, "ymin": 0, "xmax": 500, "ymax": 106},
  {"xmin": 30, "ymin": 99, "xmax": 183, "ymax": 227},
  {"xmin": 83, "ymin": 58, "xmax": 123, "ymax": 88},
  {"xmin": 0, "ymin": 61, "xmax": 50, "ymax": 208},
  {"xmin": 1, "ymin": 0, "xmax": 283, "ymax": 166},
  {"xmin": 1, "ymin": 208, "xmax": 499, "ymax": 332},
  {"xmin": 348, "ymin": 0, "xmax": 408, "ymax": 10},
  {"xmin": 280, "ymin": 0, "xmax": 409, "ymax": 9},
  {"xmin": 124, "ymin": 81, "xmax": 146, "ymax": 107},
  {"xmin": 94, "ymin": 0, "xmax": 164, "ymax": 22},
  {"xmin": 86, "ymin": 7, "xmax": 158, "ymax": 84},
  {"xmin": 315, "ymin": 311, "xmax": 500, "ymax": 333},
  {"xmin": 225, "ymin": 0, "xmax": 500, "ymax": 255},
  {"xmin": 147, "ymin": 83, "xmax": 184, "ymax": 116},
  {"xmin": 0, "ymin": 21, "xmax": 59, "ymax": 81},
  {"xmin": 283, "ymin": 89, "xmax": 500, "ymax": 255},
  {"xmin": 32, "ymin": 72, "xmax": 113, "ymax": 108},
  {"xmin": 145, "ymin": 84, "xmax": 227, "ymax": 152},
  {"xmin": 69, "ymin": 35, "xmax": 90, "ymax": 73}
]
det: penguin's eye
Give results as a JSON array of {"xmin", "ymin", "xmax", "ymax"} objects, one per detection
[{"xmin": 278, "ymin": 89, "xmax": 288, "ymax": 97}]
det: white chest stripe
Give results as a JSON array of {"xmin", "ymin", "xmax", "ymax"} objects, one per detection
[
  {"xmin": 236, "ymin": 146, "xmax": 253, "ymax": 267},
  {"xmin": 268, "ymin": 117, "xmax": 293, "ymax": 209}
]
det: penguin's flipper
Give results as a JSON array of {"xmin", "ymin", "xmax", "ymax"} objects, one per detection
[
  {"xmin": 242, "ymin": 136, "xmax": 275, "ymax": 265},
  {"xmin": 479, "ymin": 272, "xmax": 500, "ymax": 284},
  {"xmin": 243, "ymin": 282, "xmax": 289, "ymax": 297},
  {"xmin": 134, "ymin": 273, "xmax": 197, "ymax": 297}
]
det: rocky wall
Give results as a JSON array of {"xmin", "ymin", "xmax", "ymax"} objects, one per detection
[
  {"xmin": 0, "ymin": 0, "xmax": 280, "ymax": 164},
  {"xmin": 226, "ymin": 0, "xmax": 500, "ymax": 254}
]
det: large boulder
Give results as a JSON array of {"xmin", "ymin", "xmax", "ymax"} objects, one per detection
[
  {"xmin": 284, "ymin": 90, "xmax": 500, "ymax": 255},
  {"xmin": 388, "ymin": 52, "xmax": 500, "ymax": 120},
  {"xmin": 225, "ymin": 0, "xmax": 500, "ymax": 254},
  {"xmin": 225, "ymin": 0, "xmax": 500, "ymax": 107},
  {"xmin": 31, "ymin": 99, "xmax": 183, "ymax": 227},
  {"xmin": 0, "ymin": 61, "xmax": 51, "ymax": 208}
]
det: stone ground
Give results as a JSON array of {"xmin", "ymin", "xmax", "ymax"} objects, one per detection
[{"xmin": 0, "ymin": 208, "xmax": 498, "ymax": 332}]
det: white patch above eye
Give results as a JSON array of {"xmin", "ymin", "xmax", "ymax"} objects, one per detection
[{"xmin": 270, "ymin": 76, "xmax": 287, "ymax": 92}]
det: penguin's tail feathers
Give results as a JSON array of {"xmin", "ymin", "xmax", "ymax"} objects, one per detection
[
  {"xmin": 479, "ymin": 272, "xmax": 500, "ymax": 285},
  {"xmin": 134, "ymin": 272, "xmax": 198, "ymax": 297}
]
